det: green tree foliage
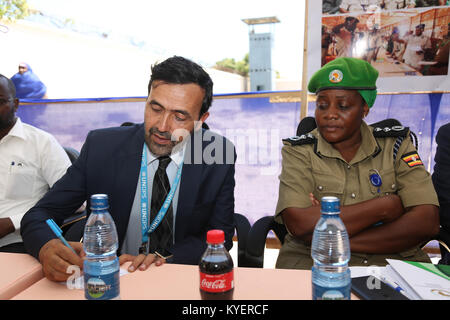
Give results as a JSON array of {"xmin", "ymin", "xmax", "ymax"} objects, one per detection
[
  {"xmin": 215, "ymin": 53, "xmax": 249, "ymax": 77},
  {"xmin": 0, "ymin": 0, "xmax": 29, "ymax": 22}
]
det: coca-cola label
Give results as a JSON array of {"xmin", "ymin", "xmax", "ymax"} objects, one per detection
[{"xmin": 199, "ymin": 270, "xmax": 234, "ymax": 293}]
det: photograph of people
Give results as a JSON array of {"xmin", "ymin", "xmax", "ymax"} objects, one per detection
[
  {"xmin": 321, "ymin": 7, "xmax": 449, "ymax": 76},
  {"xmin": 322, "ymin": 0, "xmax": 448, "ymax": 15}
]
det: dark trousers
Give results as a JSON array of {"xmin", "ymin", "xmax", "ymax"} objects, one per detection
[{"xmin": 0, "ymin": 242, "xmax": 27, "ymax": 253}]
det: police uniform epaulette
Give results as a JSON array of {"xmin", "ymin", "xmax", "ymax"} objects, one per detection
[
  {"xmin": 282, "ymin": 133, "xmax": 316, "ymax": 146},
  {"xmin": 372, "ymin": 125, "xmax": 409, "ymax": 138}
]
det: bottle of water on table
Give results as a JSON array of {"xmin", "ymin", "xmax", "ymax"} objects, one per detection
[
  {"xmin": 83, "ymin": 194, "xmax": 120, "ymax": 300},
  {"xmin": 311, "ymin": 196, "xmax": 351, "ymax": 300}
]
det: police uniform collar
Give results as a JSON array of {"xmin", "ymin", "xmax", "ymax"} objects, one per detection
[
  {"xmin": 316, "ymin": 121, "xmax": 379, "ymax": 164},
  {"xmin": 282, "ymin": 132, "xmax": 316, "ymax": 146},
  {"xmin": 371, "ymin": 119, "xmax": 409, "ymax": 138}
]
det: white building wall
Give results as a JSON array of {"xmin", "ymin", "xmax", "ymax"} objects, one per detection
[{"xmin": 0, "ymin": 20, "xmax": 246, "ymax": 99}]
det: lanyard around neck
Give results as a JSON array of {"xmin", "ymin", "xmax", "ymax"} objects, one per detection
[{"xmin": 140, "ymin": 145, "xmax": 183, "ymax": 245}]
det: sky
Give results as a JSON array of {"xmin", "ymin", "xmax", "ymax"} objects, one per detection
[{"xmin": 26, "ymin": 0, "xmax": 306, "ymax": 80}]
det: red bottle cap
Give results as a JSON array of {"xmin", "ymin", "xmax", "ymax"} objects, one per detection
[{"xmin": 206, "ymin": 229, "xmax": 225, "ymax": 244}]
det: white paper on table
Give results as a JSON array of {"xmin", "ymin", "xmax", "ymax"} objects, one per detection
[
  {"xmin": 350, "ymin": 265, "xmax": 416, "ymax": 300},
  {"xmin": 350, "ymin": 266, "xmax": 385, "ymax": 279},
  {"xmin": 386, "ymin": 259, "xmax": 450, "ymax": 300}
]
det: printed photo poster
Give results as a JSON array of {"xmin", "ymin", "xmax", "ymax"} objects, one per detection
[{"xmin": 307, "ymin": 1, "xmax": 450, "ymax": 93}]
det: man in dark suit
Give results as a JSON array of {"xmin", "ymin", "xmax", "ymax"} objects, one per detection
[
  {"xmin": 432, "ymin": 122, "xmax": 450, "ymax": 264},
  {"xmin": 21, "ymin": 56, "xmax": 236, "ymax": 282}
]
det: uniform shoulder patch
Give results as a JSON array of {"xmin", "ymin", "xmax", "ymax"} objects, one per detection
[
  {"xmin": 282, "ymin": 133, "xmax": 316, "ymax": 146},
  {"xmin": 372, "ymin": 125, "xmax": 409, "ymax": 138},
  {"xmin": 401, "ymin": 151, "xmax": 423, "ymax": 168}
]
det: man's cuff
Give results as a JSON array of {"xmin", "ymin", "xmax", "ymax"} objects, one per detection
[{"xmin": 9, "ymin": 214, "xmax": 23, "ymax": 231}]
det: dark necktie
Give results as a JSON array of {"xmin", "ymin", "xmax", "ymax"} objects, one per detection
[{"xmin": 149, "ymin": 156, "xmax": 174, "ymax": 257}]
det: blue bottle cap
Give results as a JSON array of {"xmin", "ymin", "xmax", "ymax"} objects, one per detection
[
  {"xmin": 320, "ymin": 196, "xmax": 340, "ymax": 214},
  {"xmin": 90, "ymin": 194, "xmax": 109, "ymax": 210}
]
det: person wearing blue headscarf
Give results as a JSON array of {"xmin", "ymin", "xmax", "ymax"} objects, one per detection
[{"xmin": 10, "ymin": 63, "xmax": 47, "ymax": 99}]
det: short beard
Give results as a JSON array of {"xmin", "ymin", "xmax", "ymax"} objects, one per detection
[
  {"xmin": 145, "ymin": 127, "xmax": 178, "ymax": 157},
  {"xmin": 0, "ymin": 114, "xmax": 16, "ymax": 131}
]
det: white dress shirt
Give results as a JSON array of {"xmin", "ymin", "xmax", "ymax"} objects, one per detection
[
  {"xmin": 121, "ymin": 142, "xmax": 186, "ymax": 256},
  {"xmin": 0, "ymin": 117, "xmax": 71, "ymax": 247},
  {"xmin": 403, "ymin": 33, "xmax": 432, "ymax": 69}
]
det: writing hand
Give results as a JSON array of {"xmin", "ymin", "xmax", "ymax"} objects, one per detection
[{"xmin": 38, "ymin": 239, "xmax": 84, "ymax": 282}]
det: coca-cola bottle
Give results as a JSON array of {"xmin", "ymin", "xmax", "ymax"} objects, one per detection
[{"xmin": 199, "ymin": 229, "xmax": 234, "ymax": 300}]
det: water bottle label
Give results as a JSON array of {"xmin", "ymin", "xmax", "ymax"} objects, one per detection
[
  {"xmin": 312, "ymin": 282, "xmax": 351, "ymax": 300},
  {"xmin": 200, "ymin": 270, "xmax": 234, "ymax": 293},
  {"xmin": 84, "ymin": 270, "xmax": 120, "ymax": 300}
]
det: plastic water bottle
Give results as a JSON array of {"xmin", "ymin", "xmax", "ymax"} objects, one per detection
[
  {"xmin": 83, "ymin": 194, "xmax": 120, "ymax": 300},
  {"xmin": 311, "ymin": 196, "xmax": 351, "ymax": 300}
]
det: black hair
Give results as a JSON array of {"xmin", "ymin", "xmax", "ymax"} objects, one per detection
[
  {"xmin": 345, "ymin": 16, "xmax": 359, "ymax": 23},
  {"xmin": 148, "ymin": 56, "xmax": 213, "ymax": 117},
  {"xmin": 0, "ymin": 74, "xmax": 17, "ymax": 98}
]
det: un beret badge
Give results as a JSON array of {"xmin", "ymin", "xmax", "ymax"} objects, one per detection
[{"xmin": 329, "ymin": 69, "xmax": 343, "ymax": 83}]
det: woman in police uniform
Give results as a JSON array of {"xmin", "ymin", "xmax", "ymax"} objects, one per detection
[{"xmin": 275, "ymin": 57, "xmax": 439, "ymax": 269}]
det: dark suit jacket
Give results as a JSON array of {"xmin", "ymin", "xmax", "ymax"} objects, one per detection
[
  {"xmin": 433, "ymin": 122, "xmax": 450, "ymax": 232},
  {"xmin": 21, "ymin": 124, "xmax": 236, "ymax": 265}
]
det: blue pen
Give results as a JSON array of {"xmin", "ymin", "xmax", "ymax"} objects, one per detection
[
  {"xmin": 380, "ymin": 275, "xmax": 406, "ymax": 295},
  {"xmin": 46, "ymin": 219, "xmax": 77, "ymax": 255}
]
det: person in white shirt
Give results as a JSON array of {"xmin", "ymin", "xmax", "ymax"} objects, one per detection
[
  {"xmin": 0, "ymin": 74, "xmax": 71, "ymax": 253},
  {"xmin": 332, "ymin": 16, "xmax": 361, "ymax": 58},
  {"xmin": 339, "ymin": 0, "xmax": 381, "ymax": 13},
  {"xmin": 400, "ymin": 24, "xmax": 432, "ymax": 71},
  {"xmin": 382, "ymin": 0, "xmax": 415, "ymax": 10}
]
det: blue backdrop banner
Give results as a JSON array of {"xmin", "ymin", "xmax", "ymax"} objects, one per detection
[{"xmin": 17, "ymin": 92, "xmax": 450, "ymax": 225}]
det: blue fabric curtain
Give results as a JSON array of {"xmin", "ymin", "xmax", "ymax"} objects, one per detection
[{"xmin": 17, "ymin": 93, "xmax": 450, "ymax": 223}]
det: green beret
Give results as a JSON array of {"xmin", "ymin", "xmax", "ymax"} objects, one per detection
[{"xmin": 308, "ymin": 57, "xmax": 379, "ymax": 108}]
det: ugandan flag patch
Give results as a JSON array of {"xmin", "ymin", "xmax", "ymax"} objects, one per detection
[{"xmin": 402, "ymin": 151, "xmax": 423, "ymax": 168}]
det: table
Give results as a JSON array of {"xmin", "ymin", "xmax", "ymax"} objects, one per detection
[
  {"xmin": 372, "ymin": 59, "xmax": 422, "ymax": 77},
  {"xmin": 372, "ymin": 51, "xmax": 423, "ymax": 77},
  {"xmin": 12, "ymin": 263, "xmax": 358, "ymax": 300},
  {"xmin": 0, "ymin": 252, "xmax": 43, "ymax": 300}
]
